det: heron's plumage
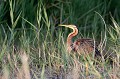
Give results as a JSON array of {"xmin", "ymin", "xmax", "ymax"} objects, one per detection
[{"xmin": 59, "ymin": 24, "xmax": 101, "ymax": 57}]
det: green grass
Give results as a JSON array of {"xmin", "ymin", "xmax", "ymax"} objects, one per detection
[{"xmin": 0, "ymin": 0, "xmax": 120, "ymax": 79}]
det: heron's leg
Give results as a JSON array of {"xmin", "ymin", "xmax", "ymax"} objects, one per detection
[
  {"xmin": 83, "ymin": 54, "xmax": 89, "ymax": 77},
  {"xmin": 85, "ymin": 61, "xmax": 88, "ymax": 77}
]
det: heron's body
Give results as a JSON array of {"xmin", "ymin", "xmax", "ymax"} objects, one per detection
[{"xmin": 59, "ymin": 24, "xmax": 101, "ymax": 57}]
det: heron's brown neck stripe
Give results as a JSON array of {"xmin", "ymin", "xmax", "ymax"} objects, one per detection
[{"xmin": 68, "ymin": 28, "xmax": 78, "ymax": 38}]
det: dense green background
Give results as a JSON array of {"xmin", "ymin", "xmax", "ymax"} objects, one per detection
[{"xmin": 0, "ymin": 0, "xmax": 120, "ymax": 29}]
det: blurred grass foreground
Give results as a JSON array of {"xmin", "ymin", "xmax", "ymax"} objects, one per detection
[{"xmin": 0, "ymin": 0, "xmax": 120, "ymax": 79}]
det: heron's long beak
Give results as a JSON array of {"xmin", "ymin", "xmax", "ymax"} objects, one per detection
[
  {"xmin": 58, "ymin": 24, "xmax": 68, "ymax": 27},
  {"xmin": 59, "ymin": 24, "xmax": 76, "ymax": 30},
  {"xmin": 59, "ymin": 24, "xmax": 73, "ymax": 28}
]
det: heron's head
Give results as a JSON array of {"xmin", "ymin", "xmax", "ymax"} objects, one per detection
[{"xmin": 59, "ymin": 24, "xmax": 77, "ymax": 30}]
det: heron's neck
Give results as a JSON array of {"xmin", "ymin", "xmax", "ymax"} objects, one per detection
[{"xmin": 67, "ymin": 28, "xmax": 78, "ymax": 52}]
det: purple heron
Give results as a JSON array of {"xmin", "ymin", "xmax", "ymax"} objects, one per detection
[
  {"xmin": 59, "ymin": 24, "xmax": 102, "ymax": 76},
  {"xmin": 59, "ymin": 24, "xmax": 101, "ymax": 57}
]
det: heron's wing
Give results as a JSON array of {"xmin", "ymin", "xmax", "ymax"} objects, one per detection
[
  {"xmin": 83, "ymin": 39, "xmax": 101, "ymax": 57},
  {"xmin": 73, "ymin": 38, "xmax": 101, "ymax": 56}
]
